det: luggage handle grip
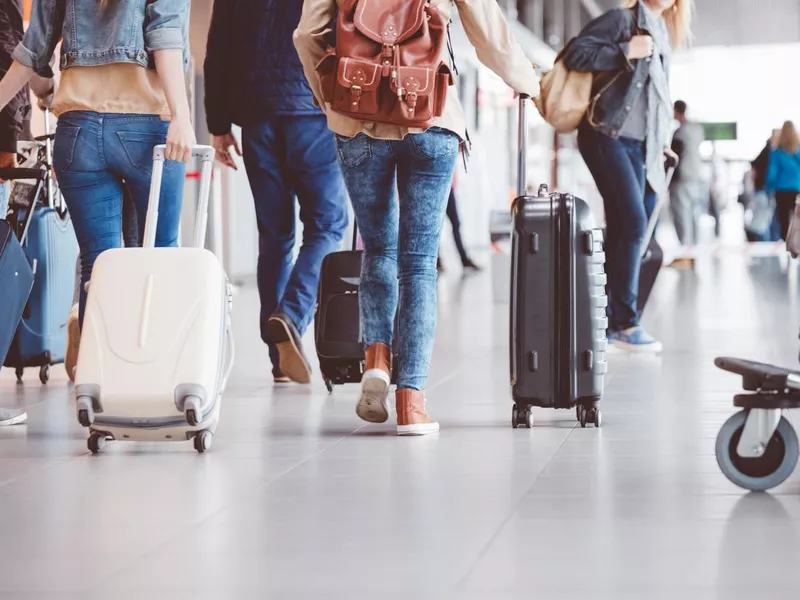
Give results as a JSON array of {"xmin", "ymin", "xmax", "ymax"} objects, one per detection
[{"xmin": 143, "ymin": 145, "xmax": 216, "ymax": 249}]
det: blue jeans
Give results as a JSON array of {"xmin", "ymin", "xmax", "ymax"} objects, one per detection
[
  {"xmin": 578, "ymin": 124, "xmax": 656, "ymax": 332},
  {"xmin": 241, "ymin": 115, "xmax": 348, "ymax": 371},
  {"xmin": 336, "ymin": 128, "xmax": 459, "ymax": 391},
  {"xmin": 53, "ymin": 112, "xmax": 185, "ymax": 326},
  {"xmin": 0, "ymin": 181, "xmax": 8, "ymax": 219}
]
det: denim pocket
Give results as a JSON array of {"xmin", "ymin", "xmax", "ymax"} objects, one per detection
[
  {"xmin": 53, "ymin": 125, "xmax": 80, "ymax": 173},
  {"xmin": 336, "ymin": 133, "xmax": 371, "ymax": 168},
  {"xmin": 117, "ymin": 129, "xmax": 176, "ymax": 173},
  {"xmin": 409, "ymin": 128, "xmax": 459, "ymax": 160}
]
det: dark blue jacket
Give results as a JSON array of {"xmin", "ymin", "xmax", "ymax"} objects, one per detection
[
  {"xmin": 562, "ymin": 4, "xmax": 659, "ymax": 140},
  {"xmin": 204, "ymin": 0, "xmax": 320, "ymax": 136}
]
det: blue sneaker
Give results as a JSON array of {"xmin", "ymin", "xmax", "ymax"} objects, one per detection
[{"xmin": 613, "ymin": 327, "xmax": 662, "ymax": 354}]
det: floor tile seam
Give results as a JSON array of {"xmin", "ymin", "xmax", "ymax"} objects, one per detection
[{"xmin": 451, "ymin": 424, "xmax": 578, "ymax": 593}]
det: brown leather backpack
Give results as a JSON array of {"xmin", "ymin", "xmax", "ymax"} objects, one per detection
[{"xmin": 315, "ymin": 0, "xmax": 452, "ymax": 128}]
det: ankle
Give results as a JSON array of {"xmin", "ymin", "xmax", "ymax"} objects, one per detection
[{"xmin": 365, "ymin": 342, "xmax": 391, "ymax": 376}]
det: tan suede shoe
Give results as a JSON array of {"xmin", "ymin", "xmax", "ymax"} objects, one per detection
[
  {"xmin": 356, "ymin": 343, "xmax": 392, "ymax": 423},
  {"xmin": 396, "ymin": 388, "xmax": 439, "ymax": 436}
]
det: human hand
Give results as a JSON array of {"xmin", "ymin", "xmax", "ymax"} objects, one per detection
[
  {"xmin": 0, "ymin": 152, "xmax": 14, "ymax": 182},
  {"xmin": 165, "ymin": 114, "xmax": 196, "ymax": 163},
  {"xmin": 627, "ymin": 35, "xmax": 654, "ymax": 60},
  {"xmin": 663, "ymin": 147, "xmax": 679, "ymax": 169},
  {"xmin": 212, "ymin": 133, "xmax": 242, "ymax": 170}
]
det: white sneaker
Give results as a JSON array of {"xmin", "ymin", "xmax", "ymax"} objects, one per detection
[
  {"xmin": 356, "ymin": 368, "xmax": 391, "ymax": 423},
  {"xmin": 65, "ymin": 303, "xmax": 80, "ymax": 382},
  {"xmin": 0, "ymin": 407, "xmax": 27, "ymax": 426}
]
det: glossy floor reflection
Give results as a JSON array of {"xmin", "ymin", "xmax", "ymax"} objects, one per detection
[{"xmin": 1, "ymin": 249, "xmax": 799, "ymax": 599}]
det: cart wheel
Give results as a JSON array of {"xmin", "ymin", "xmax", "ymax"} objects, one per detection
[
  {"xmin": 15, "ymin": 367, "xmax": 23, "ymax": 383},
  {"xmin": 579, "ymin": 406, "xmax": 588, "ymax": 428},
  {"xmin": 87, "ymin": 432, "xmax": 105, "ymax": 454},
  {"xmin": 39, "ymin": 365, "xmax": 50, "ymax": 385},
  {"xmin": 194, "ymin": 430, "xmax": 213, "ymax": 453},
  {"xmin": 325, "ymin": 379, "xmax": 334, "ymax": 394},
  {"xmin": 716, "ymin": 411, "xmax": 799, "ymax": 492},
  {"xmin": 576, "ymin": 405, "xmax": 582, "ymax": 422},
  {"xmin": 511, "ymin": 405, "xmax": 520, "ymax": 429}
]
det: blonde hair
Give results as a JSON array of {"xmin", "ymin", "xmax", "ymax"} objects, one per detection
[
  {"xmin": 778, "ymin": 121, "xmax": 800, "ymax": 154},
  {"xmin": 622, "ymin": 0, "xmax": 693, "ymax": 49}
]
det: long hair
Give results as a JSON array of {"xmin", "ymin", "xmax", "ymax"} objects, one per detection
[
  {"xmin": 778, "ymin": 121, "xmax": 800, "ymax": 155},
  {"xmin": 622, "ymin": 0, "xmax": 694, "ymax": 49}
]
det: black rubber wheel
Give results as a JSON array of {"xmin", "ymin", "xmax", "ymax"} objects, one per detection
[
  {"xmin": 87, "ymin": 433, "xmax": 104, "ymax": 454},
  {"xmin": 579, "ymin": 406, "xmax": 588, "ymax": 428},
  {"xmin": 576, "ymin": 405, "xmax": 582, "ymax": 422},
  {"xmin": 325, "ymin": 379, "xmax": 334, "ymax": 394},
  {"xmin": 511, "ymin": 405, "xmax": 520, "ymax": 429},
  {"xmin": 194, "ymin": 430, "xmax": 212, "ymax": 453},
  {"xmin": 525, "ymin": 409, "xmax": 534, "ymax": 429},
  {"xmin": 716, "ymin": 411, "xmax": 799, "ymax": 491},
  {"xmin": 593, "ymin": 409, "xmax": 602, "ymax": 428},
  {"xmin": 186, "ymin": 409, "xmax": 199, "ymax": 427},
  {"xmin": 39, "ymin": 365, "xmax": 50, "ymax": 385},
  {"xmin": 15, "ymin": 367, "xmax": 23, "ymax": 382},
  {"xmin": 78, "ymin": 409, "xmax": 93, "ymax": 427}
]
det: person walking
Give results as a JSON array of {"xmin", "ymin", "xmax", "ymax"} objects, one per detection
[
  {"xmin": 294, "ymin": 0, "xmax": 539, "ymax": 434},
  {"xmin": 766, "ymin": 121, "xmax": 800, "ymax": 241},
  {"xmin": 668, "ymin": 99, "xmax": 705, "ymax": 267},
  {"xmin": 438, "ymin": 171, "xmax": 481, "ymax": 272},
  {"xmin": 562, "ymin": 0, "xmax": 692, "ymax": 354},
  {"xmin": 205, "ymin": 0, "xmax": 349, "ymax": 385}
]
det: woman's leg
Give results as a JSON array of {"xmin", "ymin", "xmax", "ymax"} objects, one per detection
[
  {"xmin": 393, "ymin": 128, "xmax": 458, "ymax": 434},
  {"xmin": 104, "ymin": 115, "xmax": 185, "ymax": 248},
  {"xmin": 53, "ymin": 113, "xmax": 125, "ymax": 328},
  {"xmin": 336, "ymin": 134, "xmax": 399, "ymax": 424},
  {"xmin": 775, "ymin": 191, "xmax": 797, "ymax": 241},
  {"xmin": 578, "ymin": 126, "xmax": 658, "ymax": 351}
]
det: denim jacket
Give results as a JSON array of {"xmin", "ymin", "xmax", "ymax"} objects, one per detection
[
  {"xmin": 562, "ymin": 4, "xmax": 664, "ymax": 140},
  {"xmin": 12, "ymin": 0, "xmax": 190, "ymax": 78}
]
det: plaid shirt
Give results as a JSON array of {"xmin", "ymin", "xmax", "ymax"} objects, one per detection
[{"xmin": 1, "ymin": 0, "xmax": 31, "ymax": 153}]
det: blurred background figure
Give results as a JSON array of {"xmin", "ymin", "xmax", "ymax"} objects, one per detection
[
  {"xmin": 438, "ymin": 170, "xmax": 481, "ymax": 273},
  {"xmin": 668, "ymin": 100, "xmax": 705, "ymax": 267},
  {"xmin": 766, "ymin": 120, "xmax": 800, "ymax": 241},
  {"xmin": 741, "ymin": 128, "xmax": 780, "ymax": 242}
]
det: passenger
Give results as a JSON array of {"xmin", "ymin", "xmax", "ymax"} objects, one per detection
[
  {"xmin": 439, "ymin": 172, "xmax": 481, "ymax": 273},
  {"xmin": 668, "ymin": 99, "xmax": 704, "ymax": 267},
  {"xmin": 562, "ymin": 0, "xmax": 691, "ymax": 354},
  {"xmin": 0, "ymin": 0, "xmax": 194, "ymax": 337},
  {"xmin": 205, "ymin": 0, "xmax": 349, "ymax": 385},
  {"xmin": 294, "ymin": 0, "xmax": 539, "ymax": 435},
  {"xmin": 766, "ymin": 121, "xmax": 800, "ymax": 241},
  {"xmin": 749, "ymin": 129, "xmax": 781, "ymax": 242}
]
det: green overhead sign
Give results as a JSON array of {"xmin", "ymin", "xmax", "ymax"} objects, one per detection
[{"xmin": 701, "ymin": 122, "xmax": 738, "ymax": 141}]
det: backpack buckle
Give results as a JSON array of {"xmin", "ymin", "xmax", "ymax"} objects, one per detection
[{"xmin": 350, "ymin": 85, "xmax": 363, "ymax": 108}]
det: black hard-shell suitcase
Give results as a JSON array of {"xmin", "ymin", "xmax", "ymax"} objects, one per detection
[
  {"xmin": 314, "ymin": 227, "xmax": 398, "ymax": 393},
  {"xmin": 510, "ymin": 96, "xmax": 608, "ymax": 429},
  {"xmin": 0, "ymin": 219, "xmax": 35, "ymax": 367},
  {"xmin": 637, "ymin": 161, "xmax": 677, "ymax": 314}
]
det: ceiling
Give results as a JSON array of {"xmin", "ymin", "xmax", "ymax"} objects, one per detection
[{"xmin": 596, "ymin": 0, "xmax": 800, "ymax": 46}]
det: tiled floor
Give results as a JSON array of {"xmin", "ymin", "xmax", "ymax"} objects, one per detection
[{"xmin": 1, "ymin": 249, "xmax": 800, "ymax": 599}]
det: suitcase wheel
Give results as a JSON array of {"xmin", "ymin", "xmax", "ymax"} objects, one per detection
[
  {"xmin": 194, "ymin": 430, "xmax": 213, "ymax": 454},
  {"xmin": 87, "ymin": 432, "xmax": 109, "ymax": 454},
  {"xmin": 15, "ymin": 367, "xmax": 23, "ymax": 383},
  {"xmin": 325, "ymin": 379, "xmax": 334, "ymax": 394},
  {"xmin": 511, "ymin": 405, "xmax": 534, "ymax": 429},
  {"xmin": 39, "ymin": 365, "xmax": 50, "ymax": 385},
  {"xmin": 577, "ymin": 404, "xmax": 602, "ymax": 428}
]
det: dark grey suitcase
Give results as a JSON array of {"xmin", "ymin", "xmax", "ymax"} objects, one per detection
[{"xmin": 509, "ymin": 96, "xmax": 608, "ymax": 429}]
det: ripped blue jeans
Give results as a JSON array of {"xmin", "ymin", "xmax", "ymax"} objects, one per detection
[{"xmin": 336, "ymin": 128, "xmax": 459, "ymax": 391}]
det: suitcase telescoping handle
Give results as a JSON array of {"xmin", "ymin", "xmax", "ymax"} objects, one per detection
[
  {"xmin": 639, "ymin": 155, "xmax": 679, "ymax": 258},
  {"xmin": 517, "ymin": 94, "xmax": 530, "ymax": 199},
  {"xmin": 143, "ymin": 145, "xmax": 216, "ymax": 249}
]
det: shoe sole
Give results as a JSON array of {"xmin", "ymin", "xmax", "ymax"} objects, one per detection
[
  {"xmin": 397, "ymin": 422, "xmax": 440, "ymax": 436},
  {"xmin": 614, "ymin": 341, "xmax": 663, "ymax": 354},
  {"xmin": 266, "ymin": 318, "xmax": 312, "ymax": 384},
  {"xmin": 356, "ymin": 369, "xmax": 390, "ymax": 424},
  {"xmin": 0, "ymin": 412, "xmax": 28, "ymax": 426},
  {"xmin": 65, "ymin": 312, "xmax": 80, "ymax": 383}
]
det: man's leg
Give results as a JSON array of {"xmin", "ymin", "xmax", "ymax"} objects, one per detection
[
  {"xmin": 241, "ymin": 121, "xmax": 297, "ymax": 380},
  {"xmin": 265, "ymin": 115, "xmax": 348, "ymax": 384}
]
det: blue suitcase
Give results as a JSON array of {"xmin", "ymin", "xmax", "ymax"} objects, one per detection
[
  {"xmin": 1, "ymin": 167, "xmax": 79, "ymax": 383},
  {"xmin": 0, "ymin": 219, "xmax": 34, "ymax": 367}
]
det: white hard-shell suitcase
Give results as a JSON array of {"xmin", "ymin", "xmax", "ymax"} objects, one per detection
[{"xmin": 74, "ymin": 146, "xmax": 234, "ymax": 454}]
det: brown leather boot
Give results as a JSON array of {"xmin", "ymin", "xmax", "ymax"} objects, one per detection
[
  {"xmin": 396, "ymin": 389, "xmax": 439, "ymax": 436},
  {"xmin": 356, "ymin": 343, "xmax": 392, "ymax": 423}
]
